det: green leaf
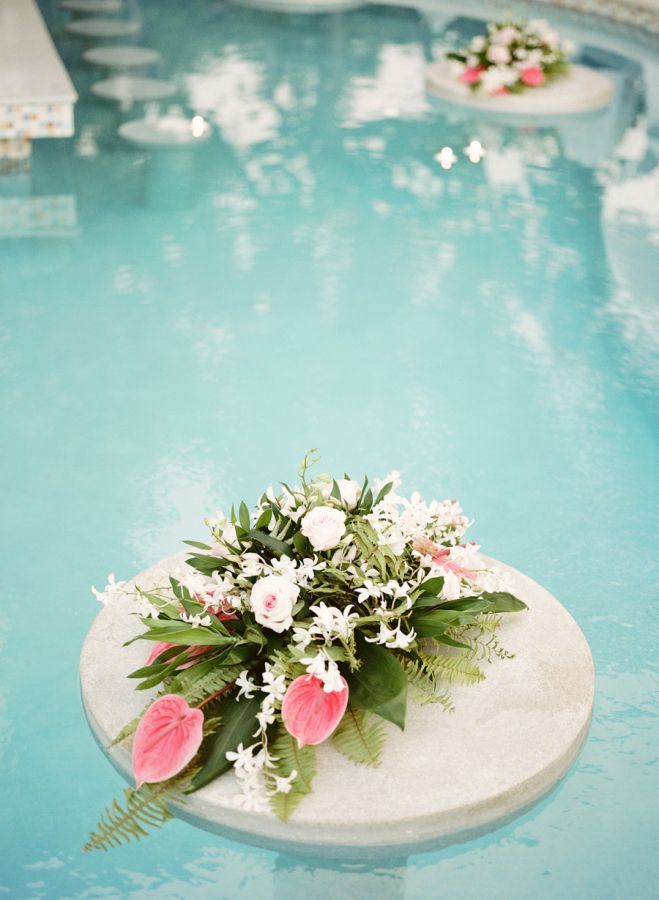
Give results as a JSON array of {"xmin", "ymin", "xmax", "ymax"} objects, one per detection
[
  {"xmin": 373, "ymin": 480, "xmax": 394, "ymax": 506},
  {"xmin": 418, "ymin": 575, "xmax": 445, "ymax": 595},
  {"xmin": 434, "ymin": 597, "xmax": 492, "ymax": 615},
  {"xmin": 411, "ymin": 609, "xmax": 476, "ymax": 637},
  {"xmin": 188, "ymin": 694, "xmax": 262, "ymax": 791},
  {"xmin": 345, "ymin": 640, "xmax": 408, "ymax": 730},
  {"xmin": 330, "ymin": 480, "xmax": 342, "ymax": 501},
  {"xmin": 186, "ymin": 555, "xmax": 226, "ymax": 576},
  {"xmin": 126, "ymin": 625, "xmax": 234, "ymax": 647},
  {"xmin": 480, "ymin": 592, "xmax": 528, "ymax": 613},
  {"xmin": 239, "ymin": 501, "xmax": 251, "ymax": 531},
  {"xmin": 412, "ymin": 592, "xmax": 446, "ymax": 610},
  {"xmin": 292, "ymin": 531, "xmax": 309, "ymax": 557},
  {"xmin": 183, "ymin": 540, "xmax": 212, "ymax": 551},
  {"xmin": 247, "ymin": 529, "xmax": 292, "ymax": 558},
  {"xmin": 331, "ymin": 706, "xmax": 386, "ymax": 767},
  {"xmin": 254, "ymin": 507, "xmax": 272, "ymax": 530},
  {"xmin": 267, "ymin": 728, "xmax": 317, "ymax": 822}
]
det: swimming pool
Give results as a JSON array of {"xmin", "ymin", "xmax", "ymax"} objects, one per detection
[{"xmin": 1, "ymin": 0, "xmax": 658, "ymax": 896}]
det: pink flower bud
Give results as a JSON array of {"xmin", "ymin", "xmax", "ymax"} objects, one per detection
[{"xmin": 281, "ymin": 675, "xmax": 349, "ymax": 747}]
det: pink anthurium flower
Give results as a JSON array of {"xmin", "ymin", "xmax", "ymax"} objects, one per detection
[
  {"xmin": 520, "ymin": 66, "xmax": 544, "ymax": 87},
  {"xmin": 459, "ymin": 66, "xmax": 483, "ymax": 85},
  {"xmin": 132, "ymin": 694, "xmax": 203, "ymax": 788},
  {"xmin": 281, "ymin": 675, "xmax": 349, "ymax": 747}
]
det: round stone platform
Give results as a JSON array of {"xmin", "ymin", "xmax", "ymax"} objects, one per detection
[
  {"xmin": 66, "ymin": 17, "xmax": 140, "ymax": 38},
  {"xmin": 91, "ymin": 76, "xmax": 177, "ymax": 104},
  {"xmin": 80, "ymin": 554, "xmax": 594, "ymax": 858},
  {"xmin": 83, "ymin": 45, "xmax": 161, "ymax": 69},
  {"xmin": 60, "ymin": 0, "xmax": 124, "ymax": 14},
  {"xmin": 228, "ymin": 0, "xmax": 365, "ymax": 13},
  {"xmin": 118, "ymin": 114, "xmax": 212, "ymax": 148},
  {"xmin": 426, "ymin": 61, "xmax": 613, "ymax": 116}
]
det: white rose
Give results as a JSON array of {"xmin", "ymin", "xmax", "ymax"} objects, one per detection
[
  {"xmin": 300, "ymin": 506, "xmax": 346, "ymax": 552},
  {"xmin": 317, "ymin": 478, "xmax": 361, "ymax": 510},
  {"xmin": 336, "ymin": 479, "xmax": 361, "ymax": 510},
  {"xmin": 250, "ymin": 575, "xmax": 299, "ymax": 633},
  {"xmin": 486, "ymin": 44, "xmax": 511, "ymax": 64},
  {"xmin": 493, "ymin": 26, "xmax": 519, "ymax": 45}
]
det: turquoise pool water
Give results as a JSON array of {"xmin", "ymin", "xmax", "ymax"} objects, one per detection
[{"xmin": 1, "ymin": 0, "xmax": 658, "ymax": 897}]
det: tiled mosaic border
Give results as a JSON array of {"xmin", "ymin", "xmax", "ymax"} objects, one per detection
[{"xmin": 0, "ymin": 101, "xmax": 74, "ymax": 140}]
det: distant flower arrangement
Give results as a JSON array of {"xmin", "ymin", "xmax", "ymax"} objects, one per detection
[
  {"xmin": 446, "ymin": 19, "xmax": 573, "ymax": 96},
  {"xmin": 84, "ymin": 453, "xmax": 526, "ymax": 852}
]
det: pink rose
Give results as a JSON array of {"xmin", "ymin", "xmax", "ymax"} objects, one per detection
[
  {"xmin": 520, "ymin": 66, "xmax": 544, "ymax": 87},
  {"xmin": 282, "ymin": 674, "xmax": 349, "ymax": 747},
  {"xmin": 250, "ymin": 574, "xmax": 299, "ymax": 633},
  {"xmin": 459, "ymin": 66, "xmax": 483, "ymax": 85}
]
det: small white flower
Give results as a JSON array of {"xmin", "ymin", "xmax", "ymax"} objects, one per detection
[
  {"xmin": 270, "ymin": 555, "xmax": 298, "ymax": 581},
  {"xmin": 91, "ymin": 573, "xmax": 127, "ymax": 606},
  {"xmin": 235, "ymin": 670, "xmax": 258, "ymax": 699},
  {"xmin": 300, "ymin": 650, "xmax": 345, "ymax": 693},
  {"xmin": 291, "ymin": 626, "xmax": 313, "ymax": 651},
  {"xmin": 262, "ymin": 666, "xmax": 287, "ymax": 702},
  {"xmin": 241, "ymin": 553, "xmax": 267, "ymax": 578},
  {"xmin": 309, "ymin": 602, "xmax": 358, "ymax": 640},
  {"xmin": 273, "ymin": 770, "xmax": 298, "ymax": 794},
  {"xmin": 179, "ymin": 610, "xmax": 212, "ymax": 628}
]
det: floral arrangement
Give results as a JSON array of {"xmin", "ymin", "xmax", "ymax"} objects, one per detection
[
  {"xmin": 446, "ymin": 19, "xmax": 572, "ymax": 96},
  {"xmin": 84, "ymin": 453, "xmax": 526, "ymax": 852}
]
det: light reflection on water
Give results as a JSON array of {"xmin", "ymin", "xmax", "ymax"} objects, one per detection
[{"xmin": 1, "ymin": 0, "xmax": 658, "ymax": 897}]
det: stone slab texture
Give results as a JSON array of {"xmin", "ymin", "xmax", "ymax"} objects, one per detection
[{"xmin": 81, "ymin": 553, "xmax": 594, "ymax": 858}]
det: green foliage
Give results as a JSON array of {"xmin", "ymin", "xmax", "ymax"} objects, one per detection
[
  {"xmin": 188, "ymin": 694, "xmax": 263, "ymax": 792},
  {"xmin": 404, "ymin": 658, "xmax": 455, "ymax": 712},
  {"xmin": 331, "ymin": 706, "xmax": 386, "ymax": 767},
  {"xmin": 417, "ymin": 649, "xmax": 486, "ymax": 686},
  {"xmin": 267, "ymin": 728, "xmax": 317, "ymax": 822},
  {"xmin": 83, "ymin": 778, "xmax": 187, "ymax": 852},
  {"xmin": 345, "ymin": 639, "xmax": 408, "ymax": 730}
]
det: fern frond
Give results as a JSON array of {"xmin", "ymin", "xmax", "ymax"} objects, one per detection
[
  {"xmin": 83, "ymin": 777, "xmax": 188, "ymax": 852},
  {"xmin": 418, "ymin": 650, "xmax": 485, "ymax": 686},
  {"xmin": 331, "ymin": 706, "xmax": 386, "ymax": 766},
  {"xmin": 266, "ymin": 728, "xmax": 316, "ymax": 822},
  {"xmin": 404, "ymin": 659, "xmax": 456, "ymax": 712},
  {"xmin": 168, "ymin": 663, "xmax": 244, "ymax": 707},
  {"xmin": 446, "ymin": 614, "xmax": 514, "ymax": 664}
]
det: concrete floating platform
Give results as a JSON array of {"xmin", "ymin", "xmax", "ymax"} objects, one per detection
[
  {"xmin": 118, "ymin": 114, "xmax": 211, "ymax": 147},
  {"xmin": 91, "ymin": 76, "xmax": 177, "ymax": 104},
  {"xmin": 83, "ymin": 45, "xmax": 161, "ymax": 69},
  {"xmin": 66, "ymin": 17, "xmax": 140, "ymax": 38},
  {"xmin": 228, "ymin": 0, "xmax": 366, "ymax": 13},
  {"xmin": 81, "ymin": 553, "xmax": 594, "ymax": 858},
  {"xmin": 59, "ymin": 0, "xmax": 124, "ymax": 14},
  {"xmin": 426, "ymin": 61, "xmax": 613, "ymax": 116}
]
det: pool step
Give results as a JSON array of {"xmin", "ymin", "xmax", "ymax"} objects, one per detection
[{"xmin": 0, "ymin": 0, "xmax": 77, "ymax": 157}]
